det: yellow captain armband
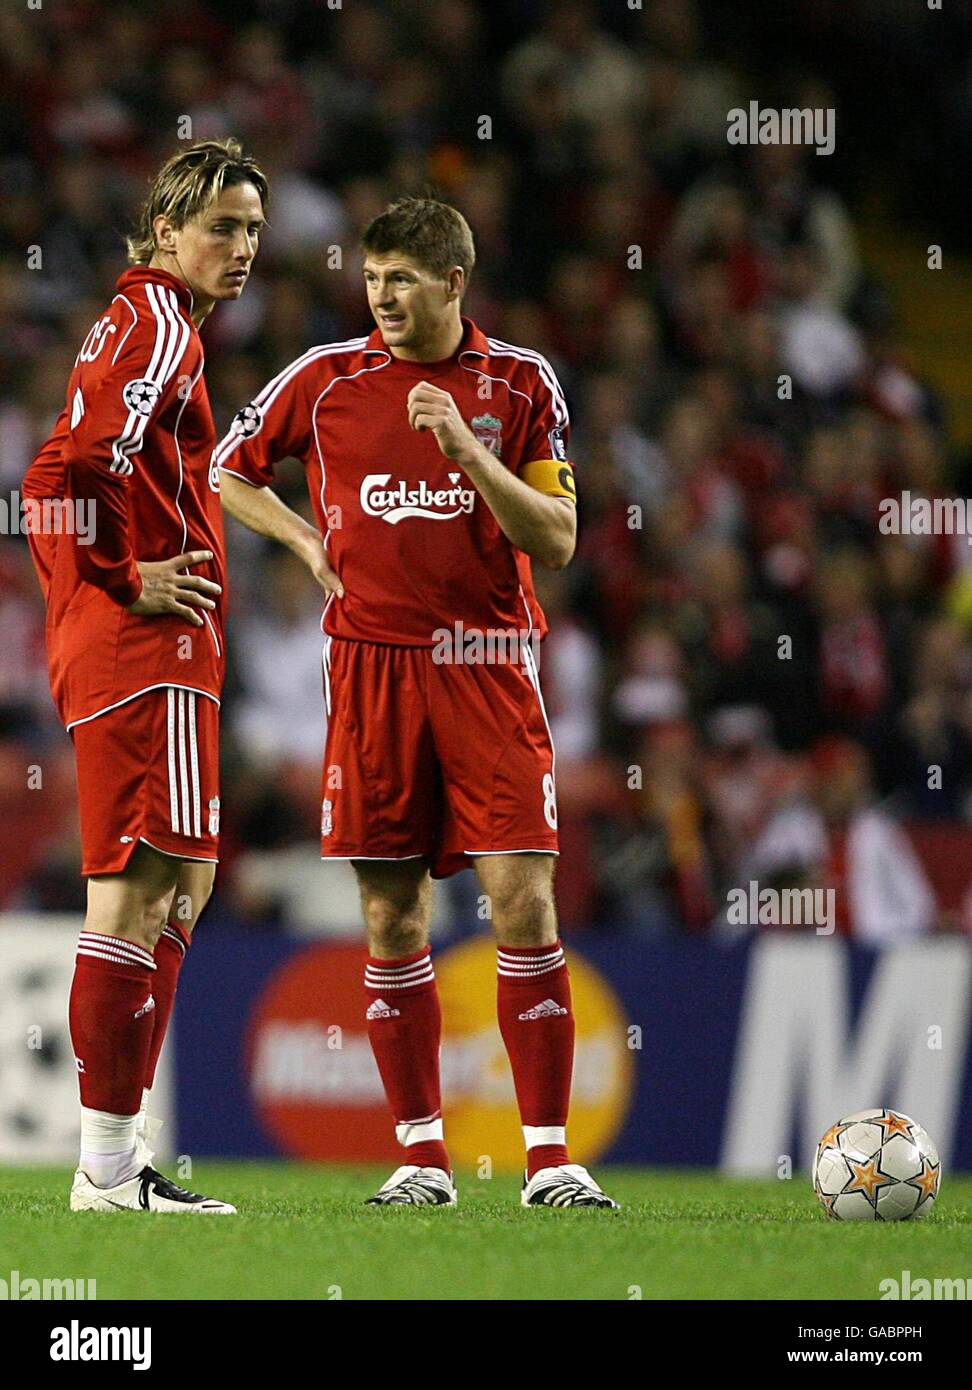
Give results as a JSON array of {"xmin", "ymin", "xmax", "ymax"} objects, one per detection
[{"xmin": 519, "ymin": 458, "xmax": 577, "ymax": 501}]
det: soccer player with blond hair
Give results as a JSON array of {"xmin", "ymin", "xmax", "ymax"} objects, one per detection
[
  {"xmin": 218, "ymin": 196, "xmax": 618, "ymax": 1208},
  {"xmin": 23, "ymin": 139, "xmax": 267, "ymax": 1213}
]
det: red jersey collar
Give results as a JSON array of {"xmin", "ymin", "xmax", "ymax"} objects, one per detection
[
  {"xmin": 116, "ymin": 265, "xmax": 195, "ymax": 315},
  {"xmin": 364, "ymin": 316, "xmax": 489, "ymax": 360}
]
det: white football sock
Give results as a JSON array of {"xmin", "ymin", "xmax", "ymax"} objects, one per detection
[{"xmin": 79, "ymin": 1106, "xmax": 140, "ymax": 1189}]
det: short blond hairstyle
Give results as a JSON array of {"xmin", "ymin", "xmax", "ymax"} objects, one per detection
[{"xmin": 126, "ymin": 138, "xmax": 269, "ymax": 265}]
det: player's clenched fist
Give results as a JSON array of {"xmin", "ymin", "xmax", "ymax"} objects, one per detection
[
  {"xmin": 406, "ymin": 381, "xmax": 476, "ymax": 461},
  {"xmin": 127, "ymin": 549, "xmax": 222, "ymax": 627}
]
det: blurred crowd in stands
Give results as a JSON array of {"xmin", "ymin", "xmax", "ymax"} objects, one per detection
[{"xmin": 3, "ymin": 0, "xmax": 972, "ymax": 939}]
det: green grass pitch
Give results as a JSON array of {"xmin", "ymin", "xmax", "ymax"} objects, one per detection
[{"xmin": 2, "ymin": 1164, "xmax": 970, "ymax": 1301}]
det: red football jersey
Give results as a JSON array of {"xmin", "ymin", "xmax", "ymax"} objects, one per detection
[
  {"xmin": 23, "ymin": 266, "xmax": 225, "ymax": 729},
  {"xmin": 215, "ymin": 318, "xmax": 572, "ymax": 645}
]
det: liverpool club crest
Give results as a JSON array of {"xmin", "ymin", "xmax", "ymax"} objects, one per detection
[{"xmin": 471, "ymin": 413, "xmax": 503, "ymax": 456}]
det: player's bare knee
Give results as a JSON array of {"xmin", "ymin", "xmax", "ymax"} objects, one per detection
[
  {"xmin": 361, "ymin": 888, "xmax": 429, "ymax": 956},
  {"xmin": 477, "ymin": 855, "xmax": 558, "ymax": 946},
  {"xmin": 368, "ymin": 918, "xmax": 428, "ymax": 958},
  {"xmin": 355, "ymin": 861, "xmax": 431, "ymax": 956},
  {"xmin": 491, "ymin": 886, "xmax": 557, "ymax": 946},
  {"xmin": 84, "ymin": 851, "xmax": 181, "ymax": 947}
]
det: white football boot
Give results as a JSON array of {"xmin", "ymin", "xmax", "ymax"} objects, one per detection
[
  {"xmin": 70, "ymin": 1163, "xmax": 237, "ymax": 1213},
  {"xmin": 521, "ymin": 1163, "xmax": 620, "ymax": 1208},
  {"xmin": 71, "ymin": 1114, "xmax": 235, "ymax": 1214},
  {"xmin": 365, "ymin": 1165, "xmax": 457, "ymax": 1206}
]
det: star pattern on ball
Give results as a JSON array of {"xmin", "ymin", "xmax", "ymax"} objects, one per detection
[
  {"xmin": 873, "ymin": 1110, "xmax": 913, "ymax": 1141},
  {"xmin": 909, "ymin": 1157, "xmax": 940, "ymax": 1202},
  {"xmin": 815, "ymin": 1114, "xmax": 941, "ymax": 1222},
  {"xmin": 844, "ymin": 1154, "xmax": 895, "ymax": 1203},
  {"xmin": 818, "ymin": 1122, "xmax": 845, "ymax": 1150}
]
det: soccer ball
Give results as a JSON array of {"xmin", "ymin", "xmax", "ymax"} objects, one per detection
[{"xmin": 812, "ymin": 1109, "xmax": 941, "ymax": 1221}]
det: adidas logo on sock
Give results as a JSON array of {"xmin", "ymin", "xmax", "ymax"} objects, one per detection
[
  {"xmin": 134, "ymin": 994, "xmax": 155, "ymax": 1020},
  {"xmin": 366, "ymin": 998, "xmax": 401, "ymax": 1020},
  {"xmin": 518, "ymin": 998, "xmax": 569, "ymax": 1021}
]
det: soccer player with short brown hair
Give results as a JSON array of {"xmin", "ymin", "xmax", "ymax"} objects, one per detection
[
  {"xmin": 23, "ymin": 139, "xmax": 267, "ymax": 1213},
  {"xmin": 218, "ymin": 196, "xmax": 617, "ymax": 1208}
]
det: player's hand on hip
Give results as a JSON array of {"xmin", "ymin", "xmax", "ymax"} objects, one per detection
[
  {"xmin": 297, "ymin": 535, "xmax": 345, "ymax": 599},
  {"xmin": 127, "ymin": 550, "xmax": 221, "ymax": 627},
  {"xmin": 407, "ymin": 381, "xmax": 475, "ymax": 460}
]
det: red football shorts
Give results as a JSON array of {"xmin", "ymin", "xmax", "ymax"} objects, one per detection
[
  {"xmin": 71, "ymin": 687, "xmax": 220, "ymax": 876},
  {"xmin": 320, "ymin": 638, "xmax": 559, "ymax": 878}
]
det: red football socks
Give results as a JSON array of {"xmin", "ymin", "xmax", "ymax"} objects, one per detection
[
  {"xmin": 497, "ymin": 941, "xmax": 574, "ymax": 1177},
  {"xmin": 365, "ymin": 947, "xmax": 450, "ymax": 1173},
  {"xmin": 145, "ymin": 922, "xmax": 191, "ymax": 1090},
  {"xmin": 365, "ymin": 941, "xmax": 575, "ymax": 1179},
  {"xmin": 70, "ymin": 932, "xmax": 158, "ymax": 1115}
]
